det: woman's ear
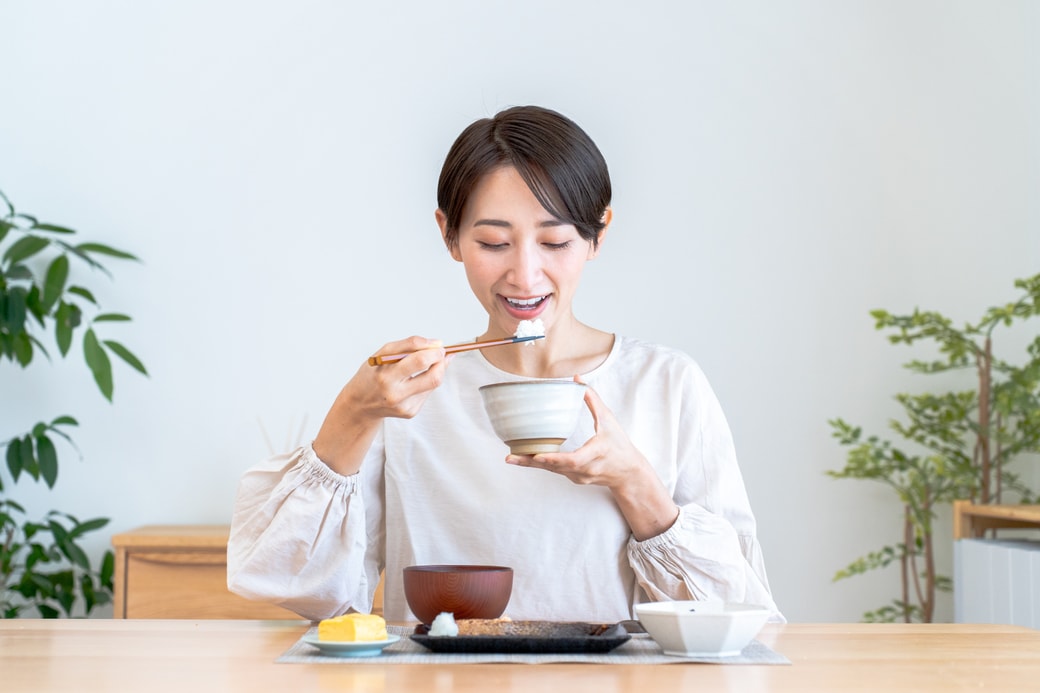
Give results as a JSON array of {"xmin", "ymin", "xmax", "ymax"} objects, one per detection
[
  {"xmin": 435, "ymin": 209, "xmax": 462, "ymax": 262},
  {"xmin": 588, "ymin": 207, "xmax": 612, "ymax": 260}
]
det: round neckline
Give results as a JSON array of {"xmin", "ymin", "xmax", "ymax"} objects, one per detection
[{"xmin": 472, "ymin": 334, "xmax": 622, "ymax": 381}]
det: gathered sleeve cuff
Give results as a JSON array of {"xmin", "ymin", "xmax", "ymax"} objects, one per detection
[
  {"xmin": 226, "ymin": 444, "xmax": 374, "ymax": 621},
  {"xmin": 627, "ymin": 504, "xmax": 785, "ymax": 622}
]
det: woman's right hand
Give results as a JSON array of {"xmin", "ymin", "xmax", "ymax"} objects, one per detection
[{"xmin": 312, "ymin": 336, "xmax": 449, "ymax": 475}]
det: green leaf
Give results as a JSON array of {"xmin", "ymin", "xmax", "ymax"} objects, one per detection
[
  {"xmin": 3, "ymin": 263, "xmax": 33, "ymax": 281},
  {"xmin": 23, "ymin": 571, "xmax": 51, "ymax": 598},
  {"xmin": 69, "ymin": 517, "xmax": 109, "ymax": 539},
  {"xmin": 94, "ymin": 313, "xmax": 131, "ymax": 322},
  {"xmin": 83, "ymin": 328, "xmax": 113, "ymax": 400},
  {"xmin": 2, "ymin": 498, "xmax": 26, "ymax": 513},
  {"xmin": 24, "ymin": 284, "xmax": 45, "ymax": 323},
  {"xmin": 64, "ymin": 541, "xmax": 90, "ymax": 571},
  {"xmin": 54, "ymin": 301, "xmax": 79, "ymax": 356},
  {"xmin": 13, "ymin": 332, "xmax": 33, "ymax": 366},
  {"xmin": 3, "ymin": 286, "xmax": 28, "ymax": 335},
  {"xmin": 80, "ymin": 574, "xmax": 97, "ymax": 613},
  {"xmin": 75, "ymin": 242, "xmax": 138, "ymax": 261},
  {"xmin": 832, "ymin": 545, "xmax": 902, "ymax": 581},
  {"xmin": 19, "ymin": 434, "xmax": 38, "ymax": 481},
  {"xmin": 42, "ymin": 254, "xmax": 69, "ymax": 312},
  {"xmin": 33, "ymin": 223, "xmax": 76, "ymax": 234},
  {"xmin": 23, "ymin": 541, "xmax": 46, "ymax": 568},
  {"xmin": 51, "ymin": 415, "xmax": 78, "ymax": 427},
  {"xmin": 47, "ymin": 519, "xmax": 69, "ymax": 544},
  {"xmin": 0, "ymin": 220, "xmax": 11, "ymax": 244},
  {"xmin": 37, "ymin": 604, "xmax": 59, "ymax": 619},
  {"xmin": 104, "ymin": 339, "xmax": 148, "ymax": 376},
  {"xmin": 6, "ymin": 438, "xmax": 23, "ymax": 481},
  {"xmin": 54, "ymin": 572, "xmax": 76, "ymax": 615},
  {"xmin": 36, "ymin": 434, "xmax": 58, "ymax": 488},
  {"xmin": 67, "ymin": 286, "xmax": 97, "ymax": 304},
  {"xmin": 43, "ymin": 420, "xmax": 78, "ymax": 447},
  {"xmin": 2, "ymin": 235, "xmax": 50, "ymax": 266},
  {"xmin": 100, "ymin": 550, "xmax": 115, "ymax": 587},
  {"xmin": 58, "ymin": 243, "xmax": 108, "ymax": 275},
  {"xmin": 23, "ymin": 523, "xmax": 41, "ymax": 541}
]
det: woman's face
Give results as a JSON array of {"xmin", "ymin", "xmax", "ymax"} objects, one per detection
[{"xmin": 437, "ymin": 165, "xmax": 602, "ymax": 339}]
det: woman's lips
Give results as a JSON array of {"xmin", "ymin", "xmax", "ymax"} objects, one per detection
[{"xmin": 500, "ymin": 294, "xmax": 549, "ymax": 320}]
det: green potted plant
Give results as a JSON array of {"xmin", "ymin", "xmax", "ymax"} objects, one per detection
[
  {"xmin": 828, "ymin": 273, "xmax": 1040, "ymax": 623},
  {"xmin": 1, "ymin": 189, "xmax": 147, "ymax": 618}
]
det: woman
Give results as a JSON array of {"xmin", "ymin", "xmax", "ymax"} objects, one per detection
[{"xmin": 228, "ymin": 105, "xmax": 783, "ymax": 623}]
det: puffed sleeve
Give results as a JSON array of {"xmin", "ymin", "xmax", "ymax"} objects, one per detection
[
  {"xmin": 627, "ymin": 507, "xmax": 782, "ymax": 620},
  {"xmin": 625, "ymin": 357, "xmax": 785, "ymax": 622},
  {"xmin": 226, "ymin": 443, "xmax": 382, "ymax": 621}
]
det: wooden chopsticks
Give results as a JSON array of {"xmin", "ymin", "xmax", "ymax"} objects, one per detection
[{"xmin": 368, "ymin": 335, "xmax": 544, "ymax": 366}]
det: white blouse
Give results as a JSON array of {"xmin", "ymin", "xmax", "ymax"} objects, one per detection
[{"xmin": 227, "ymin": 336, "xmax": 783, "ymax": 623}]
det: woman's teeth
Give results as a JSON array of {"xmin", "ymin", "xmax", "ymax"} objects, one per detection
[{"xmin": 506, "ymin": 296, "xmax": 547, "ymax": 310}]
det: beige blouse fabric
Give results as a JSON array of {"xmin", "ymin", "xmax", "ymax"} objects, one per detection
[{"xmin": 228, "ymin": 336, "xmax": 783, "ymax": 623}]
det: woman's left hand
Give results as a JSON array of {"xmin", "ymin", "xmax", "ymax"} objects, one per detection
[{"xmin": 506, "ymin": 376, "xmax": 680, "ymax": 541}]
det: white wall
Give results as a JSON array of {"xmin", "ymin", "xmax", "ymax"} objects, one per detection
[{"xmin": 2, "ymin": 1, "xmax": 1037, "ymax": 622}]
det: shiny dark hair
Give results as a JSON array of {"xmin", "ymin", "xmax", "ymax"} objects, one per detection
[{"xmin": 437, "ymin": 105, "xmax": 611, "ymax": 250}]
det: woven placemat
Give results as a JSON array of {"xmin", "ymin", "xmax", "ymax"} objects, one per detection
[{"xmin": 278, "ymin": 625, "xmax": 790, "ymax": 665}]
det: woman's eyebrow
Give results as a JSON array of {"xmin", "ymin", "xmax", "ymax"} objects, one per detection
[
  {"xmin": 473, "ymin": 218, "xmax": 511, "ymax": 227},
  {"xmin": 472, "ymin": 219, "xmax": 566, "ymax": 228}
]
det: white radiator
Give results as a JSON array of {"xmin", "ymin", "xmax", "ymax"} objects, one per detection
[{"xmin": 954, "ymin": 538, "xmax": 1040, "ymax": 627}]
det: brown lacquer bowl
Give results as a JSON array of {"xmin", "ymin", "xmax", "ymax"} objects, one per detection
[{"xmin": 403, "ymin": 565, "xmax": 513, "ymax": 625}]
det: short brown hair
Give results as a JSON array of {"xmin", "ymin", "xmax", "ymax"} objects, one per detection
[{"xmin": 437, "ymin": 105, "xmax": 611, "ymax": 250}]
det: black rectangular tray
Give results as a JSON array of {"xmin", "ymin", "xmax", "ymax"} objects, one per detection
[{"xmin": 410, "ymin": 621, "xmax": 631, "ymax": 654}]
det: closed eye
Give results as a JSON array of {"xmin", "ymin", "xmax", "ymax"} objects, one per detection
[
  {"xmin": 543, "ymin": 241, "xmax": 572, "ymax": 250},
  {"xmin": 477, "ymin": 241, "xmax": 508, "ymax": 250}
]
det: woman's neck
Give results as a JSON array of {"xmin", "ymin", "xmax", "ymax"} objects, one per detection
[{"xmin": 480, "ymin": 318, "xmax": 614, "ymax": 378}]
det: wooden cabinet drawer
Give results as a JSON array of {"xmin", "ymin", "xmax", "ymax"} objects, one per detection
[
  {"xmin": 112, "ymin": 525, "xmax": 301, "ymax": 620},
  {"xmin": 123, "ymin": 550, "xmax": 299, "ymax": 619}
]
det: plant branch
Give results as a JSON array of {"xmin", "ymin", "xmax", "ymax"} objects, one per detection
[
  {"xmin": 977, "ymin": 338, "xmax": 992, "ymax": 503},
  {"xmin": 901, "ymin": 508, "xmax": 911, "ymax": 624}
]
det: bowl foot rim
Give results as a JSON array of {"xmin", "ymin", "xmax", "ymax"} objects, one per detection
[{"xmin": 505, "ymin": 438, "xmax": 565, "ymax": 454}]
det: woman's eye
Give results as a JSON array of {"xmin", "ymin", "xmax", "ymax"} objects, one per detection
[
  {"xmin": 477, "ymin": 241, "xmax": 508, "ymax": 250},
  {"xmin": 544, "ymin": 241, "xmax": 572, "ymax": 250}
]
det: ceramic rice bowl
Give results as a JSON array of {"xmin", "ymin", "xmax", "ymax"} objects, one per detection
[{"xmin": 478, "ymin": 380, "xmax": 587, "ymax": 455}]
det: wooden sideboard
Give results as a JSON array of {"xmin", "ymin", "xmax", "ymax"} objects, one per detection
[
  {"xmin": 952, "ymin": 500, "xmax": 1040, "ymax": 539},
  {"xmin": 952, "ymin": 501, "xmax": 1040, "ymax": 627},
  {"xmin": 111, "ymin": 525, "xmax": 302, "ymax": 619}
]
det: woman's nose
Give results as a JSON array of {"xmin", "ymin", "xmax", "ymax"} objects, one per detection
[{"xmin": 507, "ymin": 243, "xmax": 544, "ymax": 289}]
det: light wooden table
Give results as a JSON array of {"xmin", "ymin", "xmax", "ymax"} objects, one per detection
[{"xmin": 2, "ymin": 620, "xmax": 1039, "ymax": 692}]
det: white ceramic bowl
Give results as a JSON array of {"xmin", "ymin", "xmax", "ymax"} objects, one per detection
[
  {"xmin": 634, "ymin": 601, "xmax": 771, "ymax": 657},
  {"xmin": 478, "ymin": 380, "xmax": 587, "ymax": 454}
]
